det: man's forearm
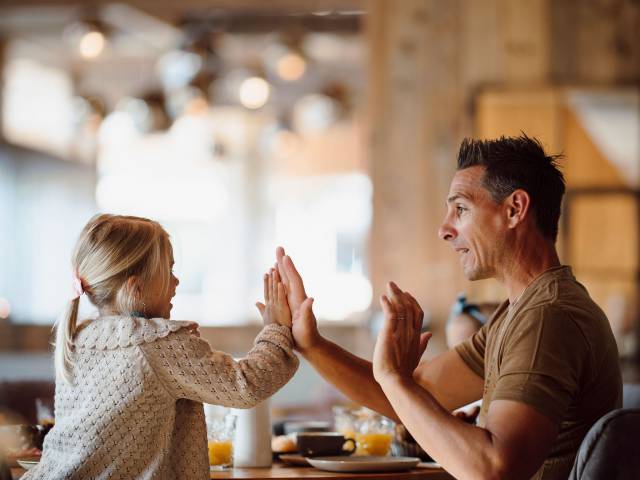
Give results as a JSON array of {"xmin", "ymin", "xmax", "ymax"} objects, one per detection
[
  {"xmin": 301, "ymin": 337, "xmax": 400, "ymax": 422},
  {"xmin": 379, "ymin": 375, "xmax": 506, "ymax": 480}
]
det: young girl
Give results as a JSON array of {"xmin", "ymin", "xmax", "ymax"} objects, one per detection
[{"xmin": 23, "ymin": 214, "xmax": 298, "ymax": 480}]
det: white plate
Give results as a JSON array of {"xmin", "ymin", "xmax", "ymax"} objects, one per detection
[
  {"xmin": 279, "ymin": 454, "xmax": 310, "ymax": 466},
  {"xmin": 17, "ymin": 459, "xmax": 39, "ymax": 470},
  {"xmin": 307, "ymin": 456, "xmax": 421, "ymax": 473}
]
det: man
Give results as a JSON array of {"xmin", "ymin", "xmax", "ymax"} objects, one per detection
[{"xmin": 275, "ymin": 135, "xmax": 622, "ymax": 480}]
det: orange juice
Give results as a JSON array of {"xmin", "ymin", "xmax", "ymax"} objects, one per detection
[
  {"xmin": 355, "ymin": 432, "xmax": 393, "ymax": 456},
  {"xmin": 208, "ymin": 440, "xmax": 233, "ymax": 467}
]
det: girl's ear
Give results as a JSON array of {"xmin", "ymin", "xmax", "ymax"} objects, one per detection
[
  {"xmin": 126, "ymin": 275, "xmax": 143, "ymax": 300},
  {"xmin": 505, "ymin": 189, "xmax": 531, "ymax": 229}
]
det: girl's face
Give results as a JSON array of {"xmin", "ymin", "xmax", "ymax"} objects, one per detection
[{"xmin": 143, "ymin": 255, "xmax": 179, "ymax": 319}]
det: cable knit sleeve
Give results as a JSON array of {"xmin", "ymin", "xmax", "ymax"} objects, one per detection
[{"xmin": 139, "ymin": 324, "xmax": 299, "ymax": 408}]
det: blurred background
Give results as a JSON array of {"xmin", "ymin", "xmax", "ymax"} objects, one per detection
[{"xmin": 0, "ymin": 0, "xmax": 639, "ymax": 419}]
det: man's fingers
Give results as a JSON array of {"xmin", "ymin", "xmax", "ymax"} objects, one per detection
[
  {"xmin": 284, "ymin": 255, "xmax": 307, "ymax": 297},
  {"xmin": 284, "ymin": 255, "xmax": 301, "ymax": 281},
  {"xmin": 276, "ymin": 246, "xmax": 289, "ymax": 285},
  {"xmin": 300, "ymin": 297, "xmax": 314, "ymax": 313},
  {"xmin": 379, "ymin": 294, "xmax": 398, "ymax": 330},
  {"xmin": 387, "ymin": 282, "xmax": 408, "ymax": 312},
  {"xmin": 387, "ymin": 281, "xmax": 403, "ymax": 302},
  {"xmin": 405, "ymin": 292, "xmax": 424, "ymax": 330},
  {"xmin": 418, "ymin": 331, "xmax": 432, "ymax": 358}
]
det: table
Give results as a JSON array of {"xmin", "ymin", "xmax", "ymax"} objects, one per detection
[
  {"xmin": 210, "ymin": 462, "xmax": 453, "ymax": 479},
  {"xmin": 12, "ymin": 463, "xmax": 453, "ymax": 480}
]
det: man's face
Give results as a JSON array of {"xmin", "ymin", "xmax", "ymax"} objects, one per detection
[{"xmin": 438, "ymin": 166, "xmax": 508, "ymax": 281}]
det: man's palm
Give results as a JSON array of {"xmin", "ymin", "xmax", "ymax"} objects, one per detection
[{"xmin": 276, "ymin": 247, "xmax": 319, "ymax": 351}]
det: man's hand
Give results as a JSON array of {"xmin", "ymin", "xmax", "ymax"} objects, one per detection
[
  {"xmin": 275, "ymin": 247, "xmax": 319, "ymax": 352},
  {"xmin": 373, "ymin": 281, "xmax": 431, "ymax": 384}
]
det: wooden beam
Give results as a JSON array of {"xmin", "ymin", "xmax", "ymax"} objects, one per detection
[
  {"xmin": 366, "ymin": 0, "xmax": 466, "ymax": 346},
  {"xmin": 0, "ymin": 0, "xmax": 365, "ymax": 17}
]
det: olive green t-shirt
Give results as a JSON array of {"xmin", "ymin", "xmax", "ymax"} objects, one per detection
[{"xmin": 455, "ymin": 266, "xmax": 621, "ymax": 480}]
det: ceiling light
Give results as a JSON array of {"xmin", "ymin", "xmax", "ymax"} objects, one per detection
[
  {"xmin": 276, "ymin": 52, "xmax": 307, "ymax": 82},
  {"xmin": 238, "ymin": 77, "xmax": 270, "ymax": 109},
  {"xmin": 79, "ymin": 30, "xmax": 106, "ymax": 59}
]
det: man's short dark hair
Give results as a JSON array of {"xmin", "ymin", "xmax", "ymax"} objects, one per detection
[{"xmin": 457, "ymin": 134, "xmax": 565, "ymax": 241}]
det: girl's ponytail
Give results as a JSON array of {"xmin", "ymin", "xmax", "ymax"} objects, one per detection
[{"xmin": 54, "ymin": 295, "xmax": 80, "ymax": 384}]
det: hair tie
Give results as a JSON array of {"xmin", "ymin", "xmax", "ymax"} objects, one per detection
[{"xmin": 72, "ymin": 272, "xmax": 85, "ymax": 299}]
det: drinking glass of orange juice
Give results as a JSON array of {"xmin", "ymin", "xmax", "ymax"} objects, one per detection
[
  {"xmin": 333, "ymin": 406, "xmax": 395, "ymax": 456},
  {"xmin": 207, "ymin": 415, "xmax": 237, "ymax": 470}
]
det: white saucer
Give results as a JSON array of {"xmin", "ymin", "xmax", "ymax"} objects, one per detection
[
  {"xmin": 279, "ymin": 453, "xmax": 310, "ymax": 466},
  {"xmin": 307, "ymin": 455, "xmax": 420, "ymax": 473},
  {"xmin": 17, "ymin": 459, "xmax": 40, "ymax": 470}
]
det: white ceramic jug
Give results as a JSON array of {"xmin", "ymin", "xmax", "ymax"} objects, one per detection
[{"xmin": 231, "ymin": 398, "xmax": 272, "ymax": 467}]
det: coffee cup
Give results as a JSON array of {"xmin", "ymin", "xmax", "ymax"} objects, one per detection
[{"xmin": 296, "ymin": 432, "xmax": 356, "ymax": 457}]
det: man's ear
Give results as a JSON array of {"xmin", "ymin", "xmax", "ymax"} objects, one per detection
[{"xmin": 505, "ymin": 189, "xmax": 531, "ymax": 229}]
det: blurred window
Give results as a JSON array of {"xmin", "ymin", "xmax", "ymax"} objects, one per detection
[{"xmin": 2, "ymin": 59, "xmax": 74, "ymax": 158}]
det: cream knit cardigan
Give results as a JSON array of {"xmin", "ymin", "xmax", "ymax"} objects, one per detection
[{"xmin": 23, "ymin": 316, "xmax": 299, "ymax": 480}]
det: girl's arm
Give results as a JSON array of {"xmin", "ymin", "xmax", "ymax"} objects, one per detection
[{"xmin": 140, "ymin": 324, "xmax": 299, "ymax": 408}]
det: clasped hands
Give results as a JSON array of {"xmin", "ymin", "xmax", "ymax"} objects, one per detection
[{"xmin": 257, "ymin": 247, "xmax": 431, "ymax": 383}]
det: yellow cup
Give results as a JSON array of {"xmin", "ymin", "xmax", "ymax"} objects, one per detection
[
  {"xmin": 355, "ymin": 432, "xmax": 393, "ymax": 456},
  {"xmin": 208, "ymin": 440, "xmax": 233, "ymax": 468}
]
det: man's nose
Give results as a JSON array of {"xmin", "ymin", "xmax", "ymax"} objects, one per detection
[{"xmin": 438, "ymin": 220, "xmax": 456, "ymax": 242}]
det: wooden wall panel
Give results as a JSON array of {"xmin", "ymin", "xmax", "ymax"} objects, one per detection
[
  {"xmin": 568, "ymin": 194, "xmax": 638, "ymax": 272},
  {"xmin": 475, "ymin": 88, "xmax": 563, "ymax": 153},
  {"xmin": 563, "ymin": 108, "xmax": 626, "ymax": 188}
]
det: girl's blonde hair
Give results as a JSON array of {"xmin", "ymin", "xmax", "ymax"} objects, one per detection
[{"xmin": 55, "ymin": 214, "xmax": 173, "ymax": 384}]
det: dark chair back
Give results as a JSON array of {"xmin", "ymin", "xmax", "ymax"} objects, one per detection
[
  {"xmin": 569, "ymin": 408, "xmax": 640, "ymax": 480},
  {"xmin": 0, "ymin": 380, "xmax": 54, "ymax": 424},
  {"xmin": 622, "ymin": 383, "xmax": 640, "ymax": 409},
  {"xmin": 0, "ymin": 452, "xmax": 10, "ymax": 480}
]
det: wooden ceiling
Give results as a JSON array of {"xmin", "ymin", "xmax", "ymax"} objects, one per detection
[{"xmin": 0, "ymin": 0, "xmax": 366, "ymax": 24}]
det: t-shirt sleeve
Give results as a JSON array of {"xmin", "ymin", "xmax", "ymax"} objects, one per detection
[
  {"xmin": 490, "ymin": 305, "xmax": 587, "ymax": 424},
  {"xmin": 455, "ymin": 322, "xmax": 488, "ymax": 379}
]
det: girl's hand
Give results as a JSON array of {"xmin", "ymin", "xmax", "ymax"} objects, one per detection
[{"xmin": 256, "ymin": 268, "xmax": 292, "ymax": 328}]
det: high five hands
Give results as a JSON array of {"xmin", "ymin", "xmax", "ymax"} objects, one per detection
[
  {"xmin": 256, "ymin": 247, "xmax": 318, "ymax": 351},
  {"xmin": 373, "ymin": 281, "xmax": 432, "ymax": 384},
  {"xmin": 257, "ymin": 247, "xmax": 431, "ymax": 377},
  {"xmin": 255, "ymin": 267, "xmax": 292, "ymax": 327}
]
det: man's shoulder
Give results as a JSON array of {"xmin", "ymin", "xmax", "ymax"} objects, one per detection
[
  {"xmin": 516, "ymin": 268, "xmax": 606, "ymax": 326},
  {"xmin": 508, "ymin": 279, "xmax": 614, "ymax": 358}
]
